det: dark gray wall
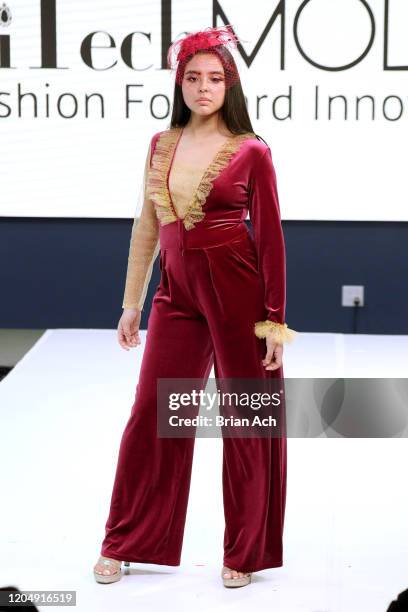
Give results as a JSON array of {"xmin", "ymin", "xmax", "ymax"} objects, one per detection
[{"xmin": 1, "ymin": 217, "xmax": 407, "ymax": 335}]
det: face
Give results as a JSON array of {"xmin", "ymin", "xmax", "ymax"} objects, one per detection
[{"xmin": 181, "ymin": 52, "xmax": 226, "ymax": 116}]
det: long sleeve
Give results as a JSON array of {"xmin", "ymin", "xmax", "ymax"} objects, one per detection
[
  {"xmin": 248, "ymin": 146, "xmax": 297, "ymax": 343},
  {"xmin": 122, "ymin": 139, "xmax": 160, "ymax": 311}
]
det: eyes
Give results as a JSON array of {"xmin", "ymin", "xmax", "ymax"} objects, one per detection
[{"xmin": 186, "ymin": 76, "xmax": 224, "ymax": 84}]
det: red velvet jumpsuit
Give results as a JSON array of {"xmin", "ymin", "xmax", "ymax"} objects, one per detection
[{"xmin": 100, "ymin": 126, "xmax": 295, "ymax": 573}]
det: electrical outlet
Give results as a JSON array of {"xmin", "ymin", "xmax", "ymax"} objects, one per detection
[{"xmin": 342, "ymin": 285, "xmax": 364, "ymax": 307}]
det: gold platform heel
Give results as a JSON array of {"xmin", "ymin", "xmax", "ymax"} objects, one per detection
[
  {"xmin": 94, "ymin": 556, "xmax": 124, "ymax": 584},
  {"xmin": 221, "ymin": 566, "xmax": 252, "ymax": 588}
]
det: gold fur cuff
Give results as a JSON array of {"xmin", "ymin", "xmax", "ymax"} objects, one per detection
[{"xmin": 254, "ymin": 320, "xmax": 298, "ymax": 343}]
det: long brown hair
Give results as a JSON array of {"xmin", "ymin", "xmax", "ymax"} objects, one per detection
[{"xmin": 168, "ymin": 46, "xmax": 267, "ymax": 144}]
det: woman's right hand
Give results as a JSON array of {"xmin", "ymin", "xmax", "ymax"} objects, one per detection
[{"xmin": 117, "ymin": 308, "xmax": 142, "ymax": 350}]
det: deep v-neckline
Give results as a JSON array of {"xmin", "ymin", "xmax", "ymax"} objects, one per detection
[
  {"xmin": 147, "ymin": 126, "xmax": 256, "ymax": 230},
  {"xmin": 166, "ymin": 127, "xmax": 237, "ymax": 221}
]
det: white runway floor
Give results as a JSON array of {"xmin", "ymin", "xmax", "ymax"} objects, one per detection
[{"xmin": 1, "ymin": 329, "xmax": 408, "ymax": 611}]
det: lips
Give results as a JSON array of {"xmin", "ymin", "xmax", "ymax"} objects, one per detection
[{"xmin": 197, "ymin": 98, "xmax": 211, "ymax": 102}]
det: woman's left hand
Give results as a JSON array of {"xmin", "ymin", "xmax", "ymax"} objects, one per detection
[{"xmin": 262, "ymin": 335, "xmax": 283, "ymax": 370}]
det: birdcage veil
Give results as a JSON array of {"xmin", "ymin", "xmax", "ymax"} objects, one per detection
[{"xmin": 166, "ymin": 24, "xmax": 244, "ymax": 88}]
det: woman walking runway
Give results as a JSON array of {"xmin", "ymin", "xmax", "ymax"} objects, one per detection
[{"xmin": 93, "ymin": 24, "xmax": 297, "ymax": 589}]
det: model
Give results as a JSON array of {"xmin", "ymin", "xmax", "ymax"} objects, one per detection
[{"xmin": 93, "ymin": 24, "xmax": 297, "ymax": 589}]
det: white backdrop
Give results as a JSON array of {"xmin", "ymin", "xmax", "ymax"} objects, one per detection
[{"xmin": 1, "ymin": 0, "xmax": 407, "ymax": 220}]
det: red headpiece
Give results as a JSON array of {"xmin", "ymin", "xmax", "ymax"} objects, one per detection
[{"xmin": 167, "ymin": 24, "xmax": 242, "ymax": 88}]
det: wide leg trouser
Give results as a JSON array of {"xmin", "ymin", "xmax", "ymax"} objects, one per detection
[{"xmin": 101, "ymin": 222, "xmax": 287, "ymax": 573}]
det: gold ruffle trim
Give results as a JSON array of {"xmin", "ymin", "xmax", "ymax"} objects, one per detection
[
  {"xmin": 184, "ymin": 130, "xmax": 255, "ymax": 230},
  {"xmin": 146, "ymin": 129, "xmax": 180, "ymax": 226},
  {"xmin": 254, "ymin": 320, "xmax": 298, "ymax": 343},
  {"xmin": 146, "ymin": 127, "xmax": 256, "ymax": 231}
]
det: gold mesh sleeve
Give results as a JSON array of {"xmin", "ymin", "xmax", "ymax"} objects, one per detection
[{"xmin": 122, "ymin": 140, "xmax": 160, "ymax": 311}]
